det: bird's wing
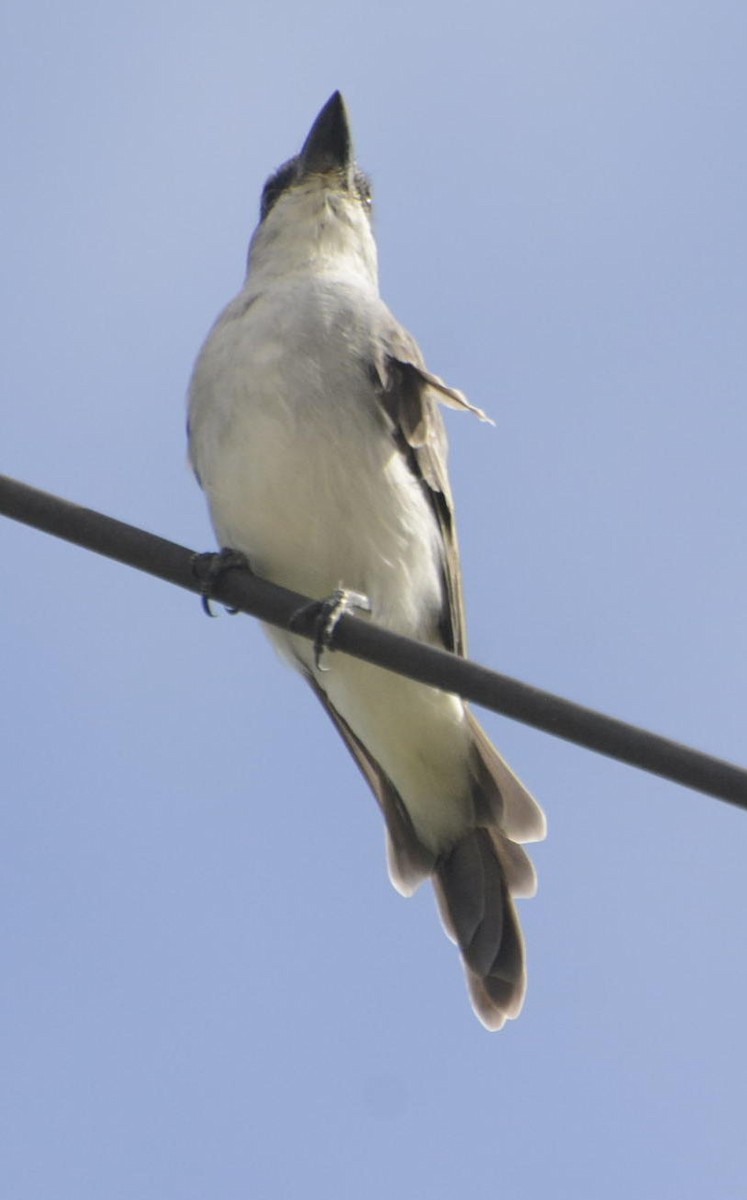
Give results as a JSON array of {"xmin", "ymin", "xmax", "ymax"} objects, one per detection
[
  {"xmin": 368, "ymin": 324, "xmax": 492, "ymax": 657},
  {"xmin": 305, "ymin": 672, "xmax": 437, "ymax": 895}
]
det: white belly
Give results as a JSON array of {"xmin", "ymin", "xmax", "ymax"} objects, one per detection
[
  {"xmin": 189, "ymin": 287, "xmax": 446, "ymax": 640},
  {"xmin": 188, "ymin": 283, "xmax": 474, "ymax": 851}
]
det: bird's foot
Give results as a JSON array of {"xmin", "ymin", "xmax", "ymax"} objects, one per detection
[
  {"xmin": 191, "ymin": 548, "xmax": 252, "ymax": 617},
  {"xmin": 290, "ymin": 587, "xmax": 371, "ymax": 671}
]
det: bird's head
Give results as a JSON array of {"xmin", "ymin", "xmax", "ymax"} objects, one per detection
[{"xmin": 246, "ymin": 92, "xmax": 378, "ymax": 288}]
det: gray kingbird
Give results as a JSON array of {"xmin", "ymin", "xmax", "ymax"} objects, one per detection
[{"xmin": 187, "ymin": 92, "xmax": 546, "ymax": 1028}]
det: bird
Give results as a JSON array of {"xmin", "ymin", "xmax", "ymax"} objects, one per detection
[{"xmin": 187, "ymin": 91, "xmax": 546, "ymax": 1029}]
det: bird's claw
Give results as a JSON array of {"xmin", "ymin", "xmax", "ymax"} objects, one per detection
[
  {"xmin": 191, "ymin": 548, "xmax": 251, "ymax": 617},
  {"xmin": 290, "ymin": 587, "xmax": 371, "ymax": 671}
]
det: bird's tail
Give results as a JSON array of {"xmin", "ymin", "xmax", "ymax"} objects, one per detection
[
  {"xmin": 306, "ymin": 670, "xmax": 544, "ymax": 1027},
  {"xmin": 433, "ymin": 713, "xmax": 546, "ymax": 1030},
  {"xmin": 434, "ymin": 827, "xmax": 531, "ymax": 1029}
]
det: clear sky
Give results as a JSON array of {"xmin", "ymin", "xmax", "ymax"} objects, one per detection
[{"xmin": 2, "ymin": 2, "xmax": 746, "ymax": 1197}]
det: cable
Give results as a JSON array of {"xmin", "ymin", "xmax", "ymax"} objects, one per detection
[{"xmin": 1, "ymin": 471, "xmax": 745, "ymax": 810}]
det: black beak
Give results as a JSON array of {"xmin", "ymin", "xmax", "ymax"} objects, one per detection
[{"xmin": 299, "ymin": 91, "xmax": 354, "ymax": 178}]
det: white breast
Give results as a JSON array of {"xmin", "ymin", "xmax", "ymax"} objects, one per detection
[
  {"xmin": 188, "ymin": 275, "xmax": 445, "ymax": 641},
  {"xmin": 188, "ymin": 270, "xmax": 476, "ymax": 853}
]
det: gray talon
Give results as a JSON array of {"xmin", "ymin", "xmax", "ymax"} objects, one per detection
[
  {"xmin": 191, "ymin": 548, "xmax": 250, "ymax": 617},
  {"xmin": 291, "ymin": 587, "xmax": 371, "ymax": 671}
]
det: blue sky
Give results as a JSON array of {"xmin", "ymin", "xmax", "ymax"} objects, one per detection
[{"xmin": 2, "ymin": 2, "xmax": 746, "ymax": 1197}]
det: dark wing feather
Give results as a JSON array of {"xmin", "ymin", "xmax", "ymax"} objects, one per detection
[
  {"xmin": 368, "ymin": 326, "xmax": 490, "ymax": 656},
  {"xmin": 304, "ymin": 672, "xmax": 436, "ymax": 895}
]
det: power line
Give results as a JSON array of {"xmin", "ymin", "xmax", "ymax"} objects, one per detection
[{"xmin": 1, "ymin": 471, "xmax": 745, "ymax": 811}]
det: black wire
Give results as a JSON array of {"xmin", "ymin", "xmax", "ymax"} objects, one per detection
[{"xmin": 1, "ymin": 471, "xmax": 745, "ymax": 810}]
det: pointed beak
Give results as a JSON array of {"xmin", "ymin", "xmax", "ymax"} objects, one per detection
[{"xmin": 298, "ymin": 91, "xmax": 354, "ymax": 178}]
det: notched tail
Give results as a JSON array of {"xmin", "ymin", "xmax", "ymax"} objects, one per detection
[
  {"xmin": 434, "ymin": 827, "xmax": 528, "ymax": 1030},
  {"xmin": 306, "ymin": 672, "xmax": 545, "ymax": 1028}
]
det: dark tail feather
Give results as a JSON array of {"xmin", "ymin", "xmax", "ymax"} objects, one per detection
[
  {"xmin": 305, "ymin": 674, "xmax": 542, "ymax": 1027},
  {"xmin": 434, "ymin": 828, "xmax": 527, "ymax": 1030}
]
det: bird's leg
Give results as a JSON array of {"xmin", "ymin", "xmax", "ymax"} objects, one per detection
[
  {"xmin": 191, "ymin": 547, "xmax": 252, "ymax": 617},
  {"xmin": 290, "ymin": 587, "xmax": 371, "ymax": 672}
]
